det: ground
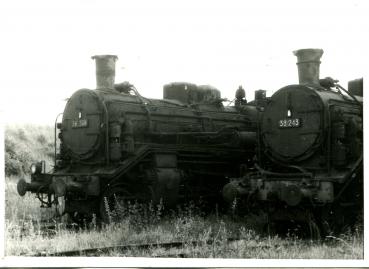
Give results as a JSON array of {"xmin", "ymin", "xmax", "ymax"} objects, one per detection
[{"xmin": 4, "ymin": 124, "xmax": 364, "ymax": 258}]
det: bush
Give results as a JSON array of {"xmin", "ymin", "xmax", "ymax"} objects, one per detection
[{"xmin": 5, "ymin": 125, "xmax": 54, "ymax": 177}]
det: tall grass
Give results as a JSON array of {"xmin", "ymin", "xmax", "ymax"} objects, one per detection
[
  {"xmin": 5, "ymin": 177, "xmax": 364, "ymax": 258},
  {"xmin": 4, "ymin": 125, "xmax": 364, "ymax": 258}
]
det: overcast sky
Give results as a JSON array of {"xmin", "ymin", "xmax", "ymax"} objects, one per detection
[{"xmin": 0, "ymin": 0, "xmax": 367, "ymax": 125}]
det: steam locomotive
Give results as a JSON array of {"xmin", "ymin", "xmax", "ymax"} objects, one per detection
[
  {"xmin": 17, "ymin": 55, "xmax": 258, "ymax": 222},
  {"xmin": 222, "ymin": 49, "xmax": 363, "ymax": 237},
  {"xmin": 17, "ymin": 49, "xmax": 363, "ymax": 236}
]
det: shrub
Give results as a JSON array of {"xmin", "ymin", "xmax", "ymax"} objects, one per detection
[
  {"xmin": 37, "ymin": 134, "xmax": 47, "ymax": 144},
  {"xmin": 5, "ymin": 125, "xmax": 54, "ymax": 177}
]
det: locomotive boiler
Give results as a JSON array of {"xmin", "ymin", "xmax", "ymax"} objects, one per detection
[
  {"xmin": 17, "ymin": 55, "xmax": 258, "ymax": 222},
  {"xmin": 223, "ymin": 49, "xmax": 363, "ymax": 237}
]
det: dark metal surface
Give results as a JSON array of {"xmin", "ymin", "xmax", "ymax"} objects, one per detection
[
  {"xmin": 293, "ymin": 48, "xmax": 323, "ymax": 85},
  {"xmin": 262, "ymin": 84, "xmax": 323, "ymax": 162},
  {"xmin": 348, "ymin": 78, "xmax": 363, "ymax": 97},
  {"xmin": 61, "ymin": 89, "xmax": 103, "ymax": 159},
  {"xmin": 91, "ymin": 55, "xmax": 118, "ymax": 90}
]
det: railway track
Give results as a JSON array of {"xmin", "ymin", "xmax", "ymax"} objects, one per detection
[
  {"xmin": 34, "ymin": 237, "xmax": 287, "ymax": 257},
  {"xmin": 16, "ymin": 216, "xmax": 316, "ymax": 257},
  {"xmin": 16, "ymin": 217, "xmax": 316, "ymax": 257}
]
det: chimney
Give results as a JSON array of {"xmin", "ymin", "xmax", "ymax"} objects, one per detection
[
  {"xmin": 91, "ymin": 55, "xmax": 118, "ymax": 89},
  {"xmin": 293, "ymin": 49, "xmax": 323, "ymax": 85}
]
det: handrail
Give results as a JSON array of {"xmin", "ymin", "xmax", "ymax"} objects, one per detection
[
  {"xmin": 54, "ymin": 113, "xmax": 63, "ymax": 167},
  {"xmin": 254, "ymin": 163, "xmax": 313, "ymax": 178}
]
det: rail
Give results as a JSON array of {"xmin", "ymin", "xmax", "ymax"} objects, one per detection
[{"xmin": 34, "ymin": 237, "xmax": 290, "ymax": 257}]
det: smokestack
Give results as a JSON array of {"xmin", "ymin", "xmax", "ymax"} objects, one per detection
[
  {"xmin": 293, "ymin": 49, "xmax": 323, "ymax": 85},
  {"xmin": 91, "ymin": 55, "xmax": 118, "ymax": 89}
]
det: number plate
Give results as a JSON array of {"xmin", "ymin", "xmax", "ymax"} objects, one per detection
[
  {"xmin": 278, "ymin": 118, "xmax": 300, "ymax": 128},
  {"xmin": 72, "ymin": 119, "xmax": 88, "ymax": 128}
]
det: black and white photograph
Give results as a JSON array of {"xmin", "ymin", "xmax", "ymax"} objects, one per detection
[{"xmin": 0, "ymin": 0, "xmax": 366, "ymax": 267}]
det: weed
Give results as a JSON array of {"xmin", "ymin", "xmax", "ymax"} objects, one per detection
[{"xmin": 4, "ymin": 124, "xmax": 364, "ymax": 258}]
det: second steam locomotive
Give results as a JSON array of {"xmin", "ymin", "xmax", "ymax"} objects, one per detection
[{"xmin": 223, "ymin": 49, "xmax": 363, "ymax": 236}]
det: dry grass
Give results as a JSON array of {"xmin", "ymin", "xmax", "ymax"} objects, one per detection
[
  {"xmin": 5, "ymin": 178, "xmax": 363, "ymax": 258},
  {"xmin": 4, "ymin": 124, "xmax": 364, "ymax": 258}
]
